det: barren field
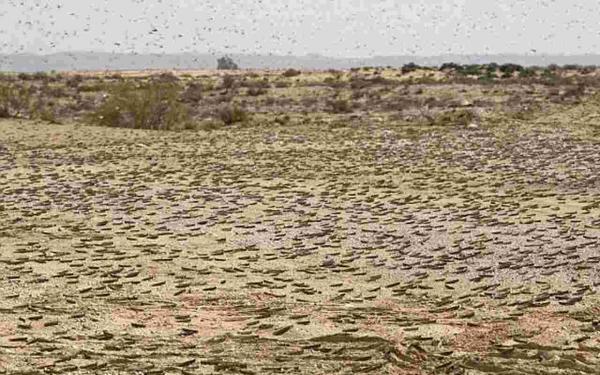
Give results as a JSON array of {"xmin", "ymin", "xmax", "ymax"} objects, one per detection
[{"xmin": 1, "ymin": 67, "xmax": 599, "ymax": 374}]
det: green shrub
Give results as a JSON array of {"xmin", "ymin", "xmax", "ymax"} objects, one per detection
[
  {"xmin": 478, "ymin": 71, "xmax": 495, "ymax": 83},
  {"xmin": 519, "ymin": 68, "xmax": 536, "ymax": 78},
  {"xmin": 31, "ymin": 99, "xmax": 59, "ymax": 123},
  {"xmin": 499, "ymin": 63, "xmax": 523, "ymax": 76},
  {"xmin": 0, "ymin": 83, "xmax": 32, "ymax": 118},
  {"xmin": 541, "ymin": 69, "xmax": 558, "ymax": 85},
  {"xmin": 439, "ymin": 62, "xmax": 461, "ymax": 71},
  {"xmin": 486, "ymin": 63, "xmax": 499, "ymax": 71},
  {"xmin": 87, "ymin": 81, "xmax": 191, "ymax": 130},
  {"xmin": 458, "ymin": 64, "xmax": 482, "ymax": 76}
]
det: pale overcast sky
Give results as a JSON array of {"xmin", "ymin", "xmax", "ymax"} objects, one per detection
[{"xmin": 1, "ymin": 0, "xmax": 599, "ymax": 57}]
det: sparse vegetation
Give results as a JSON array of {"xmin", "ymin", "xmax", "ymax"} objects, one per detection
[
  {"xmin": 88, "ymin": 81, "xmax": 192, "ymax": 130},
  {"xmin": 429, "ymin": 108, "xmax": 475, "ymax": 126},
  {"xmin": 216, "ymin": 103, "xmax": 248, "ymax": 124},
  {"xmin": 0, "ymin": 64, "xmax": 598, "ymax": 130},
  {"xmin": 181, "ymin": 81, "xmax": 203, "ymax": 103},
  {"xmin": 326, "ymin": 98, "xmax": 353, "ymax": 113},
  {"xmin": 220, "ymin": 75, "xmax": 237, "ymax": 90},
  {"xmin": 1, "ymin": 65, "xmax": 600, "ymax": 374}
]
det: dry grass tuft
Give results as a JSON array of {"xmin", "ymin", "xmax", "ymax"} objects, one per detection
[{"xmin": 216, "ymin": 103, "xmax": 249, "ymax": 125}]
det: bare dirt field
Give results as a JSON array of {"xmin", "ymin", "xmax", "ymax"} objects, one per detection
[{"xmin": 0, "ymin": 67, "xmax": 599, "ymax": 374}]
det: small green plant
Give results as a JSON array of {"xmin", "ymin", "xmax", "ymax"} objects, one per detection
[
  {"xmin": 541, "ymin": 69, "xmax": 558, "ymax": 85},
  {"xmin": 459, "ymin": 64, "xmax": 482, "ymax": 76},
  {"xmin": 478, "ymin": 71, "xmax": 496, "ymax": 83},
  {"xmin": 88, "ymin": 81, "xmax": 191, "ymax": 130},
  {"xmin": 499, "ymin": 63, "xmax": 524, "ymax": 78},
  {"xmin": 519, "ymin": 68, "xmax": 536, "ymax": 78}
]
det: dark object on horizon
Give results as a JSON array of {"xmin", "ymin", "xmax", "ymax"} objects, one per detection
[
  {"xmin": 282, "ymin": 68, "xmax": 301, "ymax": 77},
  {"xmin": 499, "ymin": 63, "xmax": 524, "ymax": 74},
  {"xmin": 401, "ymin": 62, "xmax": 420, "ymax": 74},
  {"xmin": 439, "ymin": 62, "xmax": 461, "ymax": 71},
  {"xmin": 217, "ymin": 56, "xmax": 239, "ymax": 70}
]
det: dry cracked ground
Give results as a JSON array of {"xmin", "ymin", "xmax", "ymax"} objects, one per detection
[{"xmin": 1, "ymin": 71, "xmax": 600, "ymax": 374}]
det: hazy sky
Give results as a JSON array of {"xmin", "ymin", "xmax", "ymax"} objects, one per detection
[{"xmin": 1, "ymin": 0, "xmax": 599, "ymax": 57}]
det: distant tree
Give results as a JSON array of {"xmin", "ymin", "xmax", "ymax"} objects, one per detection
[
  {"xmin": 486, "ymin": 63, "xmax": 499, "ymax": 71},
  {"xmin": 460, "ymin": 64, "xmax": 483, "ymax": 76},
  {"xmin": 547, "ymin": 64, "xmax": 559, "ymax": 71},
  {"xmin": 499, "ymin": 63, "xmax": 523, "ymax": 74},
  {"xmin": 439, "ymin": 62, "xmax": 460, "ymax": 71},
  {"xmin": 519, "ymin": 68, "xmax": 536, "ymax": 78},
  {"xmin": 401, "ymin": 62, "xmax": 420, "ymax": 74},
  {"xmin": 217, "ymin": 56, "xmax": 239, "ymax": 70}
]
